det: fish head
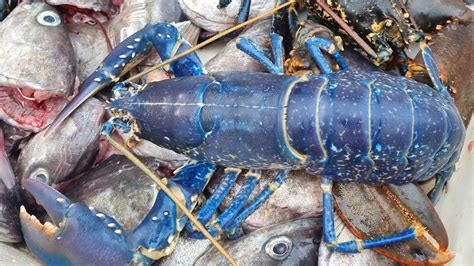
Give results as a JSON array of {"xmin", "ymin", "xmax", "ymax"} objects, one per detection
[{"xmin": 0, "ymin": 1, "xmax": 76, "ymax": 132}]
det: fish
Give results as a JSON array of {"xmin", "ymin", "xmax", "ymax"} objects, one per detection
[
  {"xmin": 0, "ymin": 128, "xmax": 21, "ymax": 243},
  {"xmin": 178, "ymin": 0, "xmax": 277, "ymax": 33},
  {"xmin": 62, "ymin": 155, "xmax": 167, "ymax": 232},
  {"xmin": 205, "ymin": 18, "xmax": 272, "ymax": 73},
  {"xmin": 195, "ymin": 217, "xmax": 322, "ymax": 265},
  {"xmin": 16, "ymin": 98, "xmax": 104, "ymax": 187},
  {"xmin": 0, "ymin": 1, "xmax": 76, "ymax": 132},
  {"xmin": 207, "ymin": 169, "xmax": 323, "ymax": 231}
]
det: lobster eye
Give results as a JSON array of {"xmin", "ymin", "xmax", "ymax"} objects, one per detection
[
  {"xmin": 264, "ymin": 236, "xmax": 293, "ymax": 260},
  {"xmin": 37, "ymin": 11, "xmax": 61, "ymax": 26}
]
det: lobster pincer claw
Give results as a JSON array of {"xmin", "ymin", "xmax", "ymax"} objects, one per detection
[
  {"xmin": 19, "ymin": 178, "xmax": 141, "ymax": 265},
  {"xmin": 47, "ymin": 22, "xmax": 206, "ymax": 134}
]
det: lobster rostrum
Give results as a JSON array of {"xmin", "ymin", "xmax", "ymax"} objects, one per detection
[{"xmin": 25, "ymin": 10, "xmax": 464, "ymax": 266}]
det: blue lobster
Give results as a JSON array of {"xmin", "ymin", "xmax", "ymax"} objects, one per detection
[{"xmin": 22, "ymin": 20, "xmax": 465, "ymax": 264}]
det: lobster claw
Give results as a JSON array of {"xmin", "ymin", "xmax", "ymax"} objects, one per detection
[
  {"xmin": 47, "ymin": 22, "xmax": 205, "ymax": 134},
  {"xmin": 333, "ymin": 182, "xmax": 455, "ymax": 265},
  {"xmin": 19, "ymin": 178, "xmax": 139, "ymax": 265}
]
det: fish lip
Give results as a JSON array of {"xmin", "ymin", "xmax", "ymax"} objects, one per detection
[
  {"xmin": 0, "ymin": 85, "xmax": 68, "ymax": 132},
  {"xmin": 19, "ymin": 205, "xmax": 63, "ymax": 238},
  {"xmin": 0, "ymin": 75, "xmax": 69, "ymax": 97}
]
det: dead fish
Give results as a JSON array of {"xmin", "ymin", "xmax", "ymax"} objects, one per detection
[
  {"xmin": 414, "ymin": 22, "xmax": 474, "ymax": 126},
  {"xmin": 46, "ymin": 0, "xmax": 121, "ymax": 24},
  {"xmin": 178, "ymin": 0, "xmax": 277, "ymax": 33},
  {"xmin": 62, "ymin": 155, "xmax": 167, "ymax": 232},
  {"xmin": 318, "ymin": 215, "xmax": 399, "ymax": 266},
  {"xmin": 16, "ymin": 98, "xmax": 104, "ymax": 186},
  {"xmin": 0, "ymin": 128, "xmax": 21, "ymax": 243},
  {"xmin": 0, "ymin": 242, "xmax": 41, "ymax": 265},
  {"xmin": 67, "ymin": 23, "xmax": 109, "ymax": 82},
  {"xmin": 0, "ymin": 1, "xmax": 76, "ymax": 132},
  {"xmin": 205, "ymin": 18, "xmax": 272, "ymax": 73},
  {"xmin": 195, "ymin": 217, "xmax": 322, "ymax": 265},
  {"xmin": 207, "ymin": 169, "xmax": 323, "ymax": 231}
]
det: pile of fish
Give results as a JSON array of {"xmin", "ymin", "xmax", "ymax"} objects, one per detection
[{"xmin": 0, "ymin": 0, "xmax": 472, "ymax": 265}]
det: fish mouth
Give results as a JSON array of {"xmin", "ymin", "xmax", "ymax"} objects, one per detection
[{"xmin": 0, "ymin": 87, "xmax": 67, "ymax": 132}]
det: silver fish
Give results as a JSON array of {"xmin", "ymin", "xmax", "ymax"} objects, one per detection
[
  {"xmin": 178, "ymin": 0, "xmax": 277, "ymax": 33},
  {"xmin": 0, "ymin": 1, "xmax": 76, "ymax": 132},
  {"xmin": 16, "ymin": 98, "xmax": 104, "ymax": 186},
  {"xmin": 195, "ymin": 217, "xmax": 322, "ymax": 265},
  {"xmin": 205, "ymin": 18, "xmax": 272, "ymax": 73}
]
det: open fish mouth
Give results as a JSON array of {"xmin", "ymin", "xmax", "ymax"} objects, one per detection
[{"xmin": 0, "ymin": 87, "xmax": 68, "ymax": 132}]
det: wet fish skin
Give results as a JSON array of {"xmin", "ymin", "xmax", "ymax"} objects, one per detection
[
  {"xmin": 16, "ymin": 98, "xmax": 104, "ymax": 186},
  {"xmin": 195, "ymin": 217, "xmax": 322, "ymax": 265}
]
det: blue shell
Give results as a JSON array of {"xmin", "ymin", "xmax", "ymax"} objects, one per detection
[{"xmin": 110, "ymin": 70, "xmax": 465, "ymax": 185}]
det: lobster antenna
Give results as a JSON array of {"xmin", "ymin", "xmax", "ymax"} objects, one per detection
[
  {"xmin": 104, "ymin": 134, "xmax": 237, "ymax": 266},
  {"xmin": 315, "ymin": 0, "xmax": 377, "ymax": 58},
  {"xmin": 124, "ymin": 0, "xmax": 297, "ymax": 83}
]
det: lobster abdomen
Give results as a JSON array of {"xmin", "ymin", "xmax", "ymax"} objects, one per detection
[{"xmin": 110, "ymin": 71, "xmax": 464, "ymax": 184}]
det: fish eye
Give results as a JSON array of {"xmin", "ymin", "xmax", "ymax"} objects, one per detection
[
  {"xmin": 30, "ymin": 169, "xmax": 49, "ymax": 184},
  {"xmin": 36, "ymin": 11, "xmax": 61, "ymax": 26},
  {"xmin": 264, "ymin": 236, "xmax": 293, "ymax": 260}
]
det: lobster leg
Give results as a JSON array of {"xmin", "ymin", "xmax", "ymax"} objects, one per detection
[
  {"xmin": 127, "ymin": 160, "xmax": 216, "ymax": 260},
  {"xmin": 321, "ymin": 177, "xmax": 424, "ymax": 253},
  {"xmin": 420, "ymin": 42, "xmax": 451, "ymax": 100},
  {"xmin": 186, "ymin": 170, "xmax": 261, "ymax": 238},
  {"xmin": 48, "ymin": 22, "xmax": 205, "ymax": 133},
  {"xmin": 428, "ymin": 167, "xmax": 454, "ymax": 204},
  {"xmin": 236, "ymin": 33, "xmax": 285, "ymax": 74},
  {"xmin": 185, "ymin": 168, "xmax": 241, "ymax": 230},
  {"xmin": 226, "ymin": 169, "xmax": 290, "ymax": 239},
  {"xmin": 304, "ymin": 36, "xmax": 348, "ymax": 74}
]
